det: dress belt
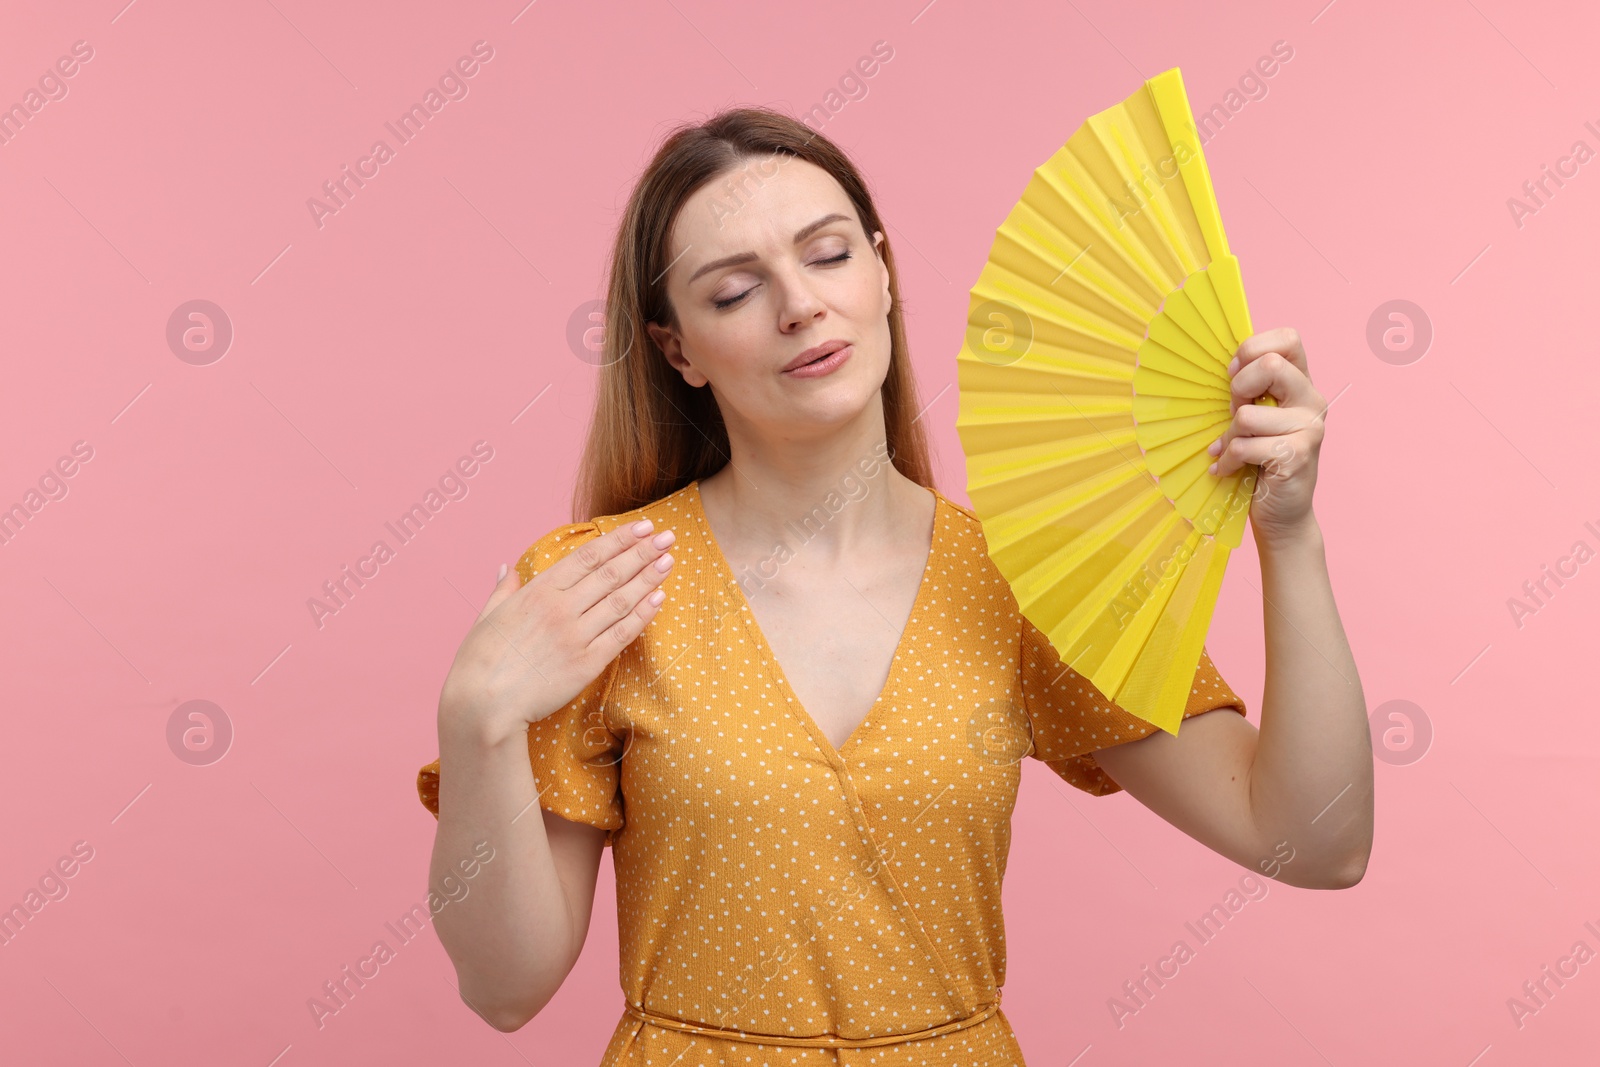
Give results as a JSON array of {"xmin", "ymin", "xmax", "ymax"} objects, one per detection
[{"xmin": 623, "ymin": 990, "xmax": 1002, "ymax": 1049}]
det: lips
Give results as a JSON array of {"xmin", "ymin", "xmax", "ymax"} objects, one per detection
[
  {"xmin": 783, "ymin": 339, "xmax": 849, "ymax": 372},
  {"xmin": 782, "ymin": 343, "xmax": 852, "ymax": 379}
]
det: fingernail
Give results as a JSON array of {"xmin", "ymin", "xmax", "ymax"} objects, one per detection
[
  {"xmin": 496, "ymin": 562, "xmax": 507, "ymax": 582},
  {"xmin": 1226, "ymin": 356, "xmax": 1240, "ymax": 375},
  {"xmin": 631, "ymin": 519, "xmax": 653, "ymax": 536},
  {"xmin": 1208, "ymin": 462, "xmax": 1219, "ymax": 475},
  {"xmin": 1207, "ymin": 437, "xmax": 1221, "ymax": 455}
]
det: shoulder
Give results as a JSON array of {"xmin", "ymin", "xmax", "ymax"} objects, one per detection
[
  {"xmin": 933, "ymin": 488, "xmax": 992, "ymax": 556},
  {"xmin": 931, "ymin": 488, "xmax": 1018, "ymax": 605},
  {"xmin": 935, "ymin": 488, "xmax": 984, "ymax": 528},
  {"xmin": 515, "ymin": 482, "xmax": 699, "ymax": 582}
]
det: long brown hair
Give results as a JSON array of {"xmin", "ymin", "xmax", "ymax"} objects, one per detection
[{"xmin": 571, "ymin": 106, "xmax": 935, "ymax": 522}]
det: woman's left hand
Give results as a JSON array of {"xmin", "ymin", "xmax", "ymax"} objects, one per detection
[{"xmin": 1206, "ymin": 326, "xmax": 1328, "ymax": 546}]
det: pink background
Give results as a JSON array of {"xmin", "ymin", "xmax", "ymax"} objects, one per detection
[{"xmin": 2, "ymin": 0, "xmax": 1596, "ymax": 1063}]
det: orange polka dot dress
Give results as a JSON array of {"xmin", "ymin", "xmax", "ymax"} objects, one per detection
[{"xmin": 417, "ymin": 479, "xmax": 1247, "ymax": 1065}]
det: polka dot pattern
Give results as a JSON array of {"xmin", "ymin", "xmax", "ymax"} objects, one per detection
[{"xmin": 416, "ymin": 479, "xmax": 1247, "ymax": 1063}]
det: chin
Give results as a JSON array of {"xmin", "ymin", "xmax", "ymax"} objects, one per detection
[{"xmin": 791, "ymin": 377, "xmax": 887, "ymax": 427}]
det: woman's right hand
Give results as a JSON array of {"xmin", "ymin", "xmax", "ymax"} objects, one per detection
[{"xmin": 438, "ymin": 518, "xmax": 675, "ymax": 746}]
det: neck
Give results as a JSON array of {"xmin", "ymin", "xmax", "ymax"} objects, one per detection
[{"xmin": 697, "ymin": 434, "xmax": 921, "ymax": 567}]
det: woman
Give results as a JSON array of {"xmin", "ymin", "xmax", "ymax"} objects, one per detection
[{"xmin": 417, "ymin": 106, "xmax": 1372, "ymax": 1064}]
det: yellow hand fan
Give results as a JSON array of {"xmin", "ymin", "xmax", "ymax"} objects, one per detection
[{"xmin": 954, "ymin": 67, "xmax": 1275, "ymax": 735}]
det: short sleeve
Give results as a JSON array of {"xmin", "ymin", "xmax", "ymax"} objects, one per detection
[
  {"xmin": 416, "ymin": 520, "xmax": 628, "ymax": 847},
  {"xmin": 1019, "ymin": 615, "xmax": 1247, "ymax": 797}
]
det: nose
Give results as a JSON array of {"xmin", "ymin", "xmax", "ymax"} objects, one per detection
[{"xmin": 773, "ymin": 261, "xmax": 827, "ymax": 333}]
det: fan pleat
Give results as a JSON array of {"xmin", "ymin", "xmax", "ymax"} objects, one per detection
[{"xmin": 1137, "ymin": 330, "xmax": 1221, "ymax": 388}]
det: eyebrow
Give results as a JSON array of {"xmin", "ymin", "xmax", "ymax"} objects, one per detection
[{"xmin": 684, "ymin": 212, "xmax": 855, "ymax": 285}]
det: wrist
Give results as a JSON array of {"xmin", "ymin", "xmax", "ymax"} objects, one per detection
[
  {"xmin": 1253, "ymin": 513, "xmax": 1324, "ymax": 556},
  {"xmin": 437, "ymin": 705, "xmax": 529, "ymax": 753}
]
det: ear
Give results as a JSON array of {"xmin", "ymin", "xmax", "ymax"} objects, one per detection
[
  {"xmin": 873, "ymin": 230, "xmax": 891, "ymax": 314},
  {"xmin": 648, "ymin": 320, "xmax": 708, "ymax": 388}
]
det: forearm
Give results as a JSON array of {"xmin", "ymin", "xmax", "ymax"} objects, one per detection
[
  {"xmin": 430, "ymin": 719, "xmax": 576, "ymax": 1029},
  {"xmin": 1245, "ymin": 515, "xmax": 1374, "ymax": 887}
]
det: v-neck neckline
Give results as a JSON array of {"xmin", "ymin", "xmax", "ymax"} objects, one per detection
[{"xmin": 686, "ymin": 478, "xmax": 945, "ymax": 763}]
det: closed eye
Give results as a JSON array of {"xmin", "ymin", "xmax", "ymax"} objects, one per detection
[{"xmin": 713, "ymin": 251, "xmax": 854, "ymax": 310}]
